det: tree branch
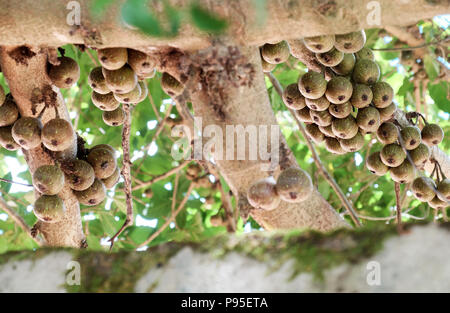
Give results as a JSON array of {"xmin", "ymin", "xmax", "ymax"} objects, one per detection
[{"xmin": 132, "ymin": 160, "xmax": 190, "ymax": 191}]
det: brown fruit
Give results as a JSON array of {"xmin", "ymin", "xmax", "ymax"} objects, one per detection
[
  {"xmin": 298, "ymin": 71, "xmax": 327, "ymax": 100},
  {"xmin": 355, "ymin": 47, "xmax": 375, "ymax": 61},
  {"xmin": 113, "ymin": 82, "xmax": 141, "ymax": 104},
  {"xmin": 261, "ymin": 41, "xmax": 290, "ymax": 64},
  {"xmin": 102, "ymin": 167, "xmax": 120, "ymax": 189},
  {"xmin": 331, "ymin": 53, "xmax": 356, "ymax": 75},
  {"xmin": 276, "ymin": 167, "xmax": 313, "ymax": 203},
  {"xmin": 305, "ymin": 96, "xmax": 330, "ymax": 111},
  {"xmin": 0, "ymin": 126, "xmax": 20, "ymax": 151},
  {"xmin": 74, "ymin": 178, "xmax": 106, "ymax": 206},
  {"xmin": 12, "ymin": 117, "xmax": 42, "ymax": 149},
  {"xmin": 102, "ymin": 106, "xmax": 125, "ymax": 126},
  {"xmin": 91, "ymin": 91, "xmax": 120, "ymax": 111},
  {"xmin": 136, "ymin": 81, "xmax": 148, "ymax": 103},
  {"xmin": 389, "ymin": 160, "xmax": 415, "ymax": 183},
  {"xmin": 303, "ymin": 35, "xmax": 335, "ymax": 53},
  {"xmin": 315, "ymin": 48, "xmax": 344, "ymax": 67},
  {"xmin": 319, "ymin": 125, "xmax": 335, "ymax": 138},
  {"xmin": 161, "ymin": 72, "xmax": 184, "ymax": 97},
  {"xmin": 366, "ymin": 151, "xmax": 388, "ymax": 176},
  {"xmin": 98, "ymin": 48, "xmax": 128, "ymax": 70},
  {"xmin": 324, "ymin": 137, "xmax": 345, "ymax": 154},
  {"xmin": 421, "ymin": 124, "xmax": 444, "ymax": 146},
  {"xmin": 91, "ymin": 144, "xmax": 116, "ymax": 155},
  {"xmin": 412, "ymin": 177, "xmax": 436, "ymax": 202},
  {"xmin": 41, "ymin": 118, "xmax": 75, "ymax": 151},
  {"xmin": 376, "ymin": 122, "xmax": 398, "ymax": 144},
  {"xmin": 356, "ymin": 106, "xmax": 380, "ymax": 132},
  {"xmin": 350, "ymin": 84, "xmax": 373, "ymax": 108},
  {"xmin": 352, "ymin": 59, "xmax": 380, "ymax": 85},
  {"xmin": 33, "ymin": 165, "xmax": 65, "ymax": 195},
  {"xmin": 372, "ymin": 82, "xmax": 394, "ymax": 108},
  {"xmin": 261, "ymin": 57, "xmax": 276, "ymax": 72},
  {"xmin": 88, "ymin": 67, "xmax": 110, "ymax": 94},
  {"xmin": 33, "ymin": 195, "xmax": 65, "ymax": 223},
  {"xmin": 340, "ymin": 131, "xmax": 365, "ymax": 152},
  {"xmin": 247, "ymin": 177, "xmax": 280, "ymax": 210},
  {"xmin": 0, "ymin": 95, "xmax": 19, "ymax": 127},
  {"xmin": 310, "ymin": 110, "xmax": 333, "ymax": 127},
  {"xmin": 103, "ymin": 64, "xmax": 138, "ymax": 94},
  {"xmin": 329, "ymin": 101, "xmax": 352, "ymax": 118},
  {"xmin": 332, "ymin": 115, "xmax": 358, "ymax": 139},
  {"xmin": 295, "ymin": 107, "xmax": 313, "ymax": 123},
  {"xmin": 282, "ymin": 84, "xmax": 306, "ymax": 110},
  {"xmin": 87, "ymin": 147, "xmax": 117, "ymax": 179},
  {"xmin": 380, "ymin": 143, "xmax": 406, "ymax": 167},
  {"xmin": 335, "ymin": 30, "xmax": 366, "ymax": 53},
  {"xmin": 127, "ymin": 49, "xmax": 154, "ymax": 76},
  {"xmin": 48, "ymin": 56, "xmax": 80, "ymax": 89},
  {"xmin": 325, "ymin": 77, "xmax": 353, "ymax": 104},
  {"xmin": 428, "ymin": 196, "xmax": 448, "ymax": 210},
  {"xmin": 0, "ymin": 85, "xmax": 5, "ymax": 106},
  {"xmin": 305, "ymin": 123, "xmax": 325, "ymax": 143},
  {"xmin": 61, "ymin": 159, "xmax": 95, "ymax": 191},
  {"xmin": 409, "ymin": 143, "xmax": 430, "ymax": 168},
  {"xmin": 378, "ymin": 102, "xmax": 397, "ymax": 122},
  {"xmin": 400, "ymin": 126, "xmax": 421, "ymax": 150},
  {"xmin": 436, "ymin": 179, "xmax": 450, "ymax": 202}
]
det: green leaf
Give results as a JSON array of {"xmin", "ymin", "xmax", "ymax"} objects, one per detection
[
  {"xmin": 0, "ymin": 172, "xmax": 13, "ymax": 193},
  {"xmin": 428, "ymin": 81, "xmax": 450, "ymax": 113},
  {"xmin": 189, "ymin": 3, "xmax": 227, "ymax": 33},
  {"xmin": 423, "ymin": 54, "xmax": 440, "ymax": 81},
  {"xmin": 121, "ymin": 0, "xmax": 164, "ymax": 37}
]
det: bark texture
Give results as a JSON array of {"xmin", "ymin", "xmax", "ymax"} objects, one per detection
[
  {"xmin": 0, "ymin": 47, "xmax": 84, "ymax": 248},
  {"xmin": 189, "ymin": 45, "xmax": 347, "ymax": 231},
  {"xmin": 0, "ymin": 223, "xmax": 449, "ymax": 292},
  {"xmin": 0, "ymin": 0, "xmax": 448, "ymax": 49}
]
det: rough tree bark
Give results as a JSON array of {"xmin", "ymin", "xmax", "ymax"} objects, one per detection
[
  {"xmin": 0, "ymin": 0, "xmax": 448, "ymax": 49},
  {"xmin": 0, "ymin": 47, "xmax": 84, "ymax": 248}
]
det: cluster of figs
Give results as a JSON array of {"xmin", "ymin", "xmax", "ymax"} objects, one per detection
[{"xmin": 245, "ymin": 29, "xmax": 448, "ymax": 212}]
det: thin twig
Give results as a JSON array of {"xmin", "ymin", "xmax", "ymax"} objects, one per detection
[
  {"xmin": 395, "ymin": 182, "xmax": 403, "ymax": 232},
  {"xmin": 132, "ymin": 160, "xmax": 190, "ymax": 191},
  {"xmin": 85, "ymin": 49, "xmax": 99, "ymax": 66},
  {"xmin": 171, "ymin": 172, "xmax": 180, "ymax": 214},
  {"xmin": 0, "ymin": 196, "xmax": 44, "ymax": 246},
  {"xmin": 148, "ymin": 90, "xmax": 162, "ymax": 122},
  {"xmin": 0, "ymin": 177, "xmax": 33, "ymax": 188},
  {"xmin": 266, "ymin": 73, "xmax": 362, "ymax": 227},
  {"xmin": 216, "ymin": 179, "xmax": 236, "ymax": 232},
  {"xmin": 109, "ymin": 103, "xmax": 133, "ymax": 250},
  {"xmin": 371, "ymin": 37, "xmax": 449, "ymax": 52},
  {"xmin": 138, "ymin": 182, "xmax": 194, "ymax": 248}
]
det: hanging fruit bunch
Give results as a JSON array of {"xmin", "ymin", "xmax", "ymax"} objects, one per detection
[{"xmin": 257, "ymin": 30, "xmax": 448, "ymax": 213}]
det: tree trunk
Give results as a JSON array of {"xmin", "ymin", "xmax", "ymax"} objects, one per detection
[
  {"xmin": 0, "ymin": 0, "xmax": 448, "ymax": 49},
  {"xmin": 0, "ymin": 47, "xmax": 84, "ymax": 248},
  {"xmin": 1, "ymin": 223, "xmax": 449, "ymax": 292}
]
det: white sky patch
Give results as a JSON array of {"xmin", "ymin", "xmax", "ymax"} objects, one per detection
[
  {"xmin": 131, "ymin": 150, "xmax": 144, "ymax": 162},
  {"xmin": 438, "ymin": 111, "xmax": 449, "ymax": 120},
  {"xmin": 83, "ymin": 213, "xmax": 96, "ymax": 221},
  {"xmin": 69, "ymin": 111, "xmax": 77, "ymax": 119},
  {"xmin": 164, "ymin": 182, "xmax": 172, "ymax": 191},
  {"xmin": 136, "ymin": 131, "xmax": 141, "ymax": 136},
  {"xmin": 169, "ymin": 222, "xmax": 175, "ymax": 229},
  {"xmin": 0, "ymin": 230, "xmax": 3, "ymax": 235},
  {"xmin": 100, "ymin": 237, "xmax": 111, "ymax": 246},
  {"xmin": 244, "ymin": 222, "xmax": 252, "ymax": 233},
  {"xmin": 148, "ymin": 141, "xmax": 158, "ymax": 156},
  {"xmin": 354, "ymin": 153, "xmax": 363, "ymax": 166},
  {"xmin": 136, "ymin": 246, "xmax": 148, "ymax": 252},
  {"xmin": 407, "ymin": 190, "xmax": 413, "ymax": 197},
  {"xmin": 0, "ymin": 213, "xmax": 8, "ymax": 221},
  {"xmin": 26, "ymin": 205, "xmax": 33, "ymax": 213},
  {"xmin": 135, "ymin": 215, "xmax": 158, "ymax": 228},
  {"xmin": 147, "ymin": 120, "xmax": 158, "ymax": 130},
  {"xmin": 374, "ymin": 183, "xmax": 379, "ymax": 188}
]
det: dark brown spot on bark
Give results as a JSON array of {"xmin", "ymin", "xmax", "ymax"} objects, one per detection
[{"xmin": 8, "ymin": 46, "xmax": 36, "ymax": 65}]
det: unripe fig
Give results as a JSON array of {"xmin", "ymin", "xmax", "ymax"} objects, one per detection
[
  {"xmin": 61, "ymin": 159, "xmax": 95, "ymax": 191},
  {"xmin": 261, "ymin": 41, "xmax": 290, "ymax": 64},
  {"xmin": 356, "ymin": 106, "xmax": 380, "ymax": 133},
  {"xmin": 306, "ymin": 96, "xmax": 330, "ymax": 111},
  {"xmin": 74, "ymin": 178, "xmax": 106, "ymax": 206},
  {"xmin": 380, "ymin": 143, "xmax": 406, "ymax": 167},
  {"xmin": 389, "ymin": 160, "xmax": 415, "ymax": 183},
  {"xmin": 48, "ymin": 56, "xmax": 80, "ymax": 89},
  {"xmin": 329, "ymin": 101, "xmax": 352, "ymax": 118},
  {"xmin": 41, "ymin": 118, "xmax": 75, "ymax": 151},
  {"xmin": 412, "ymin": 177, "xmax": 436, "ymax": 202},
  {"xmin": 0, "ymin": 95, "xmax": 19, "ymax": 127},
  {"xmin": 335, "ymin": 30, "xmax": 366, "ymax": 53},
  {"xmin": 325, "ymin": 77, "xmax": 353, "ymax": 104},
  {"xmin": 315, "ymin": 48, "xmax": 344, "ymax": 67},
  {"xmin": 136, "ymin": 81, "xmax": 148, "ymax": 103},
  {"xmin": 298, "ymin": 71, "xmax": 327, "ymax": 100},
  {"xmin": 88, "ymin": 67, "xmax": 110, "ymax": 94},
  {"xmin": 247, "ymin": 177, "xmax": 280, "ymax": 210},
  {"xmin": 310, "ymin": 109, "xmax": 333, "ymax": 127},
  {"xmin": 428, "ymin": 196, "xmax": 448, "ymax": 210},
  {"xmin": 355, "ymin": 47, "xmax": 375, "ymax": 61},
  {"xmin": 305, "ymin": 123, "xmax": 325, "ymax": 143},
  {"xmin": 102, "ymin": 167, "xmax": 120, "ymax": 189},
  {"xmin": 332, "ymin": 115, "xmax": 358, "ymax": 139},
  {"xmin": 331, "ymin": 53, "xmax": 356, "ymax": 75},
  {"xmin": 102, "ymin": 106, "xmax": 125, "ymax": 126},
  {"xmin": 372, "ymin": 82, "xmax": 394, "ymax": 108},
  {"xmin": 12, "ymin": 117, "xmax": 42, "ymax": 149},
  {"xmin": 378, "ymin": 102, "xmax": 397, "ymax": 122},
  {"xmin": 366, "ymin": 151, "xmax": 388, "ymax": 176},
  {"xmin": 103, "ymin": 64, "xmax": 137, "ymax": 94},
  {"xmin": 352, "ymin": 59, "xmax": 380, "ymax": 85},
  {"xmin": 92, "ymin": 91, "xmax": 120, "ymax": 111},
  {"xmin": 340, "ymin": 131, "xmax": 365, "ymax": 152},
  {"xmin": 276, "ymin": 167, "xmax": 313, "ymax": 203},
  {"xmin": 127, "ymin": 49, "xmax": 155, "ymax": 76},
  {"xmin": 282, "ymin": 84, "xmax": 306, "ymax": 110},
  {"xmin": 400, "ymin": 126, "xmax": 421, "ymax": 150},
  {"xmin": 33, "ymin": 195, "xmax": 65, "ymax": 223},
  {"xmin": 376, "ymin": 122, "xmax": 398, "ymax": 144},
  {"xmin": 350, "ymin": 84, "xmax": 373, "ymax": 109},
  {"xmin": 295, "ymin": 107, "xmax": 313, "ymax": 123},
  {"xmin": 33, "ymin": 165, "xmax": 65, "ymax": 195},
  {"xmin": 436, "ymin": 179, "xmax": 450, "ymax": 202},
  {"xmin": 261, "ymin": 58, "xmax": 276, "ymax": 72},
  {"xmin": 98, "ymin": 48, "xmax": 128, "ymax": 70},
  {"xmin": 161, "ymin": 72, "xmax": 184, "ymax": 97},
  {"xmin": 409, "ymin": 143, "xmax": 430, "ymax": 168},
  {"xmin": 0, "ymin": 126, "xmax": 20, "ymax": 151},
  {"xmin": 303, "ymin": 35, "xmax": 335, "ymax": 53},
  {"xmin": 421, "ymin": 123, "xmax": 444, "ymax": 146},
  {"xmin": 0, "ymin": 85, "xmax": 5, "ymax": 106},
  {"xmin": 324, "ymin": 137, "xmax": 346, "ymax": 154}
]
